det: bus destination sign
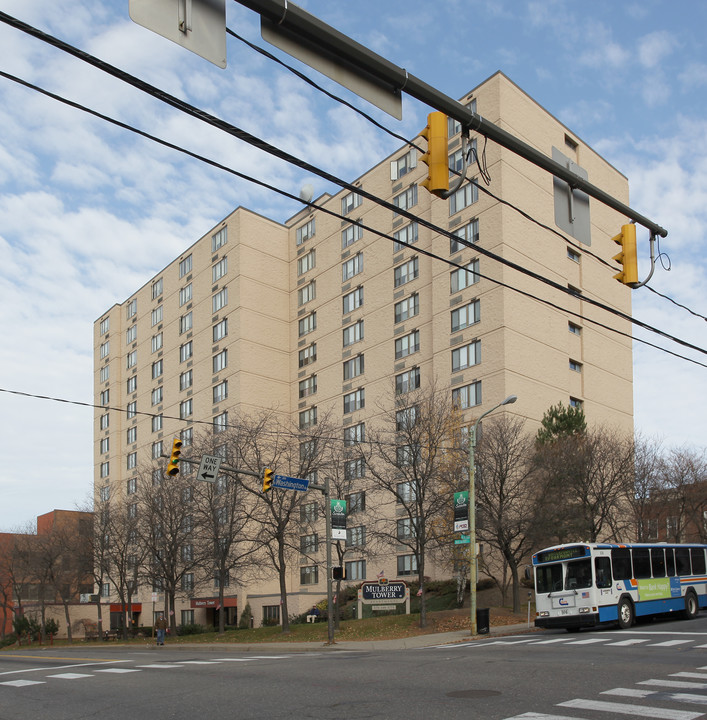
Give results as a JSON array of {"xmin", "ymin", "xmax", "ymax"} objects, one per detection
[{"xmin": 535, "ymin": 545, "xmax": 589, "ymax": 564}]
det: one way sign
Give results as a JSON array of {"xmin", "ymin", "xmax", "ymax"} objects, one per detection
[{"xmin": 197, "ymin": 454, "xmax": 222, "ymax": 484}]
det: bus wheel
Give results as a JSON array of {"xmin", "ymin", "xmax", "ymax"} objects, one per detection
[
  {"xmin": 617, "ymin": 597, "xmax": 634, "ymax": 629},
  {"xmin": 684, "ymin": 591, "xmax": 699, "ymax": 620}
]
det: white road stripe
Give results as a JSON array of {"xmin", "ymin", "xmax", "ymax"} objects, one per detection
[
  {"xmin": 532, "ymin": 638, "xmax": 571, "ymax": 645},
  {"xmin": 175, "ymin": 661, "xmax": 222, "ymax": 665},
  {"xmin": 641, "ymin": 679, "xmax": 707, "ymax": 690},
  {"xmin": 0, "ymin": 679, "xmax": 45, "ymax": 687},
  {"xmin": 136, "ymin": 664, "xmax": 184, "ymax": 669},
  {"xmin": 0, "ymin": 660, "xmax": 129, "ymax": 677},
  {"xmin": 608, "ymin": 639, "xmax": 651, "ymax": 646},
  {"xmin": 603, "ymin": 688, "xmax": 707, "ymax": 707},
  {"xmin": 650, "ymin": 640, "xmax": 693, "ymax": 647},
  {"xmin": 566, "ymin": 638, "xmax": 606, "ymax": 645},
  {"xmin": 95, "ymin": 668, "xmax": 141, "ymax": 674},
  {"xmin": 671, "ymin": 672, "xmax": 707, "ymax": 680},
  {"xmin": 46, "ymin": 673, "xmax": 93, "ymax": 680},
  {"xmin": 503, "ymin": 714, "xmax": 592, "ymax": 720},
  {"xmin": 558, "ymin": 698, "xmax": 702, "ymax": 719}
]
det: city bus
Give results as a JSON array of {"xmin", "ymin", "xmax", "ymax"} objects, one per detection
[{"xmin": 532, "ymin": 542, "xmax": 707, "ymax": 631}]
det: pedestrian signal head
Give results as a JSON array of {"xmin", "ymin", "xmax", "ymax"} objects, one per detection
[
  {"xmin": 262, "ymin": 468, "xmax": 274, "ymax": 493},
  {"xmin": 166, "ymin": 437, "xmax": 182, "ymax": 477}
]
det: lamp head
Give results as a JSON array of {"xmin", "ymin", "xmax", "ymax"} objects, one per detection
[{"xmin": 501, "ymin": 395, "xmax": 517, "ymax": 406}]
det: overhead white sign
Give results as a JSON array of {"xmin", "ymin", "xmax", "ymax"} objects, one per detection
[{"xmin": 197, "ymin": 454, "xmax": 222, "ymax": 483}]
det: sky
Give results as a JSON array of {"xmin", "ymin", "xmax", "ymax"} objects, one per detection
[{"xmin": 0, "ymin": 0, "xmax": 706, "ymax": 531}]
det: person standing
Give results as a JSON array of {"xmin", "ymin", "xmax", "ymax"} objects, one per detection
[{"xmin": 155, "ymin": 614, "xmax": 168, "ymax": 645}]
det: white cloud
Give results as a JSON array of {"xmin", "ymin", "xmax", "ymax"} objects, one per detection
[{"xmin": 637, "ymin": 30, "xmax": 679, "ymax": 69}]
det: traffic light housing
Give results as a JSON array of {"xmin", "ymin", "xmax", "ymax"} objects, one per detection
[
  {"xmin": 612, "ymin": 224, "xmax": 638, "ymax": 286},
  {"xmin": 420, "ymin": 112, "xmax": 449, "ymax": 197},
  {"xmin": 262, "ymin": 468, "xmax": 274, "ymax": 493},
  {"xmin": 166, "ymin": 437, "xmax": 182, "ymax": 477}
]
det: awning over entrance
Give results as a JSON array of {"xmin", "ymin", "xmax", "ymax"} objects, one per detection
[
  {"xmin": 190, "ymin": 597, "xmax": 237, "ymax": 609},
  {"xmin": 109, "ymin": 603, "xmax": 142, "ymax": 613}
]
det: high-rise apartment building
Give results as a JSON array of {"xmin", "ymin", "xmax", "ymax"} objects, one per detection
[{"xmin": 93, "ymin": 72, "xmax": 633, "ymax": 628}]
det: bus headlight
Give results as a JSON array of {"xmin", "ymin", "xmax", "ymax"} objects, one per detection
[
  {"xmin": 579, "ymin": 607, "xmax": 590, "ymax": 613},
  {"xmin": 538, "ymin": 611, "xmax": 549, "ymax": 617}
]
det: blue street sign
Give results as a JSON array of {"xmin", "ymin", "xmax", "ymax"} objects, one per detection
[{"xmin": 272, "ymin": 474, "xmax": 310, "ymax": 492}]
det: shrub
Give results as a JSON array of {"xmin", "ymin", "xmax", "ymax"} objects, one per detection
[
  {"xmin": 176, "ymin": 623, "xmax": 206, "ymax": 636},
  {"xmin": 238, "ymin": 603, "xmax": 253, "ymax": 629}
]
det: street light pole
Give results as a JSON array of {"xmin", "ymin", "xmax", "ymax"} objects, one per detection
[{"xmin": 469, "ymin": 394, "xmax": 517, "ymax": 635}]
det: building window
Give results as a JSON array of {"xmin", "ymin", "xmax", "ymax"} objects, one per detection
[
  {"xmin": 212, "ymin": 288, "xmax": 228, "ymax": 313},
  {"xmin": 152, "ymin": 441, "xmax": 163, "ymax": 460},
  {"xmin": 99, "ymin": 389, "xmax": 110, "ymax": 406},
  {"xmin": 567, "ymin": 247, "xmax": 581, "ymax": 263},
  {"xmin": 179, "ymin": 283, "xmax": 192, "ymax": 307},
  {"xmin": 345, "ymin": 560, "xmax": 366, "ymax": 581},
  {"xmin": 100, "ymin": 365, "xmax": 110, "ymax": 383},
  {"xmin": 344, "ymin": 458, "xmax": 365, "ymax": 481},
  {"xmin": 152, "ymin": 414, "xmax": 163, "ymax": 433},
  {"xmin": 393, "ymin": 222, "xmax": 418, "ymax": 252},
  {"xmin": 450, "ymin": 218, "xmax": 479, "ymax": 253},
  {"xmin": 393, "ymin": 185, "xmax": 418, "ymax": 215},
  {"xmin": 300, "ymin": 566, "xmax": 319, "ymax": 585},
  {"xmin": 151, "ymin": 306, "xmax": 163, "ymax": 327},
  {"xmin": 395, "ymin": 367, "xmax": 420, "ymax": 394},
  {"xmin": 342, "ymin": 320, "xmax": 364, "ymax": 347},
  {"xmin": 180, "ymin": 399, "xmax": 193, "ymax": 419},
  {"xmin": 181, "ymin": 427, "xmax": 193, "ymax": 446},
  {"xmin": 394, "ymin": 257, "xmax": 419, "ymax": 287},
  {"xmin": 396, "ymin": 406, "xmax": 418, "ymax": 431},
  {"xmin": 212, "ymin": 257, "xmax": 228, "ymax": 283},
  {"xmin": 151, "ymin": 387, "xmax": 163, "ymax": 406},
  {"xmin": 342, "ymin": 253, "xmax": 363, "ymax": 282},
  {"xmin": 300, "ymin": 502, "xmax": 318, "ymax": 523},
  {"xmin": 298, "ymin": 281, "xmax": 316, "ymax": 306},
  {"xmin": 213, "ymin": 380, "xmax": 228, "ymax": 403},
  {"xmin": 181, "ymin": 573, "xmax": 194, "ymax": 591},
  {"xmin": 263, "ymin": 605, "xmax": 280, "ymax": 625},
  {"xmin": 181, "ymin": 609, "xmax": 195, "ymax": 626},
  {"xmin": 450, "ymin": 260, "xmax": 480, "ymax": 293},
  {"xmin": 296, "ymin": 218, "xmax": 316, "ymax": 245},
  {"xmin": 99, "ymin": 317, "xmax": 110, "ymax": 335},
  {"xmin": 126, "ymin": 350, "xmax": 137, "ymax": 370},
  {"xmin": 298, "ymin": 312, "xmax": 317, "ymax": 337},
  {"xmin": 346, "ymin": 525, "xmax": 366, "ymax": 548},
  {"xmin": 213, "ymin": 318, "xmax": 228, "ymax": 342},
  {"xmin": 452, "ymin": 340, "xmax": 481, "ymax": 373},
  {"xmin": 299, "ymin": 375, "xmax": 317, "ymax": 398},
  {"xmin": 127, "ymin": 401, "xmax": 136, "ymax": 418},
  {"xmin": 451, "ymin": 300, "xmax": 480, "ymax": 333},
  {"xmin": 100, "ymin": 462, "xmax": 110, "ymax": 479},
  {"xmin": 394, "ymin": 294, "xmax": 419, "ymax": 323},
  {"xmin": 452, "ymin": 381, "xmax": 482, "ymax": 410},
  {"xmin": 99, "ymin": 341, "xmax": 110, "ymax": 359},
  {"xmin": 342, "ymin": 287, "xmax": 364, "ymax": 315},
  {"xmin": 297, "ymin": 249, "xmax": 316, "ymax": 275},
  {"xmin": 343, "ymin": 355, "xmax": 364, "ymax": 381},
  {"xmin": 298, "ymin": 343, "xmax": 317, "ymax": 368},
  {"xmin": 126, "ymin": 375, "xmax": 137, "ymax": 394},
  {"xmin": 101, "ymin": 582, "xmax": 111, "ymax": 598},
  {"xmin": 449, "ymin": 182, "xmax": 478, "ymax": 215},
  {"xmin": 126, "ymin": 426, "xmax": 137, "ymax": 444},
  {"xmin": 569, "ymin": 359, "xmax": 583, "ymax": 373},
  {"xmin": 343, "ymin": 422, "xmax": 365, "ymax": 446},
  {"xmin": 390, "ymin": 149, "xmax": 417, "ymax": 180},
  {"xmin": 448, "ymin": 100, "xmax": 476, "ymax": 136},
  {"xmin": 397, "ymin": 517, "xmax": 418, "ymax": 540},
  {"xmin": 126, "ymin": 298, "xmax": 137, "ymax": 319},
  {"xmin": 100, "ymin": 437, "xmax": 110, "ymax": 454},
  {"xmin": 347, "ymin": 491, "xmax": 365, "ymax": 514},
  {"xmin": 212, "ymin": 226, "xmax": 227, "ymax": 252},
  {"xmin": 214, "ymin": 570, "xmax": 230, "ymax": 588},
  {"xmin": 300, "ymin": 533, "xmax": 319, "ymax": 554},
  {"xmin": 213, "ymin": 411, "xmax": 228, "ymax": 433},
  {"xmin": 127, "ymin": 478, "xmax": 137, "ymax": 497},
  {"xmin": 126, "ymin": 325, "xmax": 137, "ymax": 344},
  {"xmin": 343, "ymin": 388, "xmax": 365, "ymax": 414},
  {"xmin": 397, "ymin": 444, "xmax": 420, "ymax": 467},
  {"xmin": 341, "ymin": 191, "xmax": 362, "ymax": 216},
  {"xmin": 395, "ymin": 330, "xmax": 420, "ymax": 360},
  {"xmin": 568, "ymin": 322, "xmax": 582, "ymax": 336},
  {"xmin": 341, "ymin": 224, "xmax": 363, "ymax": 249},
  {"xmin": 299, "ymin": 407, "xmax": 317, "ymax": 429},
  {"xmin": 213, "ymin": 349, "xmax": 228, "ymax": 373},
  {"xmin": 179, "ymin": 254, "xmax": 192, "ymax": 278},
  {"xmin": 151, "ymin": 277, "xmax": 163, "ymax": 299},
  {"xmin": 152, "ymin": 359, "xmax": 163, "ymax": 380},
  {"xmin": 99, "ymin": 413, "xmax": 109, "ymax": 430},
  {"xmin": 397, "ymin": 554, "xmax": 418, "ymax": 576},
  {"xmin": 152, "ymin": 333, "xmax": 163, "ymax": 353},
  {"xmin": 179, "ymin": 312, "xmax": 192, "ymax": 335},
  {"xmin": 180, "ymin": 341, "xmax": 193, "ymax": 363},
  {"xmin": 127, "ymin": 452, "xmax": 137, "ymax": 470}
]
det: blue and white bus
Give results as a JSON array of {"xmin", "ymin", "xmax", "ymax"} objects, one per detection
[{"xmin": 533, "ymin": 543, "xmax": 707, "ymax": 631}]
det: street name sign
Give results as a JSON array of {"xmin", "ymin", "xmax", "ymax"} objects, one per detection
[
  {"xmin": 272, "ymin": 474, "xmax": 309, "ymax": 492},
  {"xmin": 197, "ymin": 454, "xmax": 222, "ymax": 483}
]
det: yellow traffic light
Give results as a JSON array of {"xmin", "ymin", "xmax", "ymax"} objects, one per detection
[
  {"xmin": 612, "ymin": 224, "xmax": 638, "ymax": 285},
  {"xmin": 262, "ymin": 468, "xmax": 274, "ymax": 493},
  {"xmin": 420, "ymin": 112, "xmax": 449, "ymax": 197},
  {"xmin": 166, "ymin": 437, "xmax": 182, "ymax": 477}
]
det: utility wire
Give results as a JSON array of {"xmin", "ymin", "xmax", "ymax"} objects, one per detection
[
  {"xmin": 0, "ymin": 11, "xmax": 703, "ymax": 361},
  {"xmin": 226, "ymin": 24, "xmax": 707, "ymax": 324},
  {"xmin": 1, "ymin": 67, "xmax": 704, "ymax": 371}
]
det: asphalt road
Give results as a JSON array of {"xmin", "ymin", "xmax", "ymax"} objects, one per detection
[{"xmin": 2, "ymin": 614, "xmax": 707, "ymax": 720}]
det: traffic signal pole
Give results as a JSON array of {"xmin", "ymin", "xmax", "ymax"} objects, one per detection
[{"xmin": 234, "ymin": 0, "xmax": 667, "ymax": 240}]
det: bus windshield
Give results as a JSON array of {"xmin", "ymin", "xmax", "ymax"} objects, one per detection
[{"xmin": 536, "ymin": 558, "xmax": 592, "ymax": 593}]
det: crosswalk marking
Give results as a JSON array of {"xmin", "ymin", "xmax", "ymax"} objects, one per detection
[
  {"xmin": 176, "ymin": 661, "xmax": 222, "ymax": 665},
  {"xmin": 502, "ymin": 714, "xmax": 591, "ymax": 719},
  {"xmin": 671, "ymin": 672, "xmax": 707, "ymax": 680},
  {"xmin": 95, "ymin": 668, "xmax": 141, "ymax": 674},
  {"xmin": 136, "ymin": 664, "xmax": 184, "ymax": 669},
  {"xmin": 603, "ymin": 688, "xmax": 707, "ymax": 706},
  {"xmin": 0, "ymin": 679, "xmax": 45, "ymax": 687},
  {"xmin": 607, "ymin": 639, "xmax": 651, "ymax": 646},
  {"xmin": 565, "ymin": 638, "xmax": 606, "ymax": 645},
  {"xmin": 650, "ymin": 640, "xmax": 693, "ymax": 647},
  {"xmin": 46, "ymin": 673, "xmax": 93, "ymax": 680},
  {"xmin": 640, "ymin": 679, "xmax": 707, "ymax": 690},
  {"xmin": 558, "ymin": 697, "xmax": 703, "ymax": 719}
]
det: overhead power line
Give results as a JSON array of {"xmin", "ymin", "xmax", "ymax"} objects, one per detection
[{"xmin": 0, "ymin": 12, "xmax": 703, "ymax": 361}]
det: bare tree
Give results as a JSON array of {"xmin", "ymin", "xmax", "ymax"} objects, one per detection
[
  {"xmin": 358, "ymin": 384, "xmax": 466, "ymax": 628},
  {"xmin": 474, "ymin": 415, "xmax": 538, "ymax": 614},
  {"xmin": 660, "ymin": 446, "xmax": 707, "ymax": 542},
  {"xmin": 628, "ymin": 435, "xmax": 663, "ymax": 541}
]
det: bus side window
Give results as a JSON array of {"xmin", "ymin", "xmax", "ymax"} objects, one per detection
[
  {"xmin": 666, "ymin": 548, "xmax": 676, "ymax": 577},
  {"xmin": 690, "ymin": 548, "xmax": 706, "ymax": 575},
  {"xmin": 632, "ymin": 548, "xmax": 651, "ymax": 578},
  {"xmin": 611, "ymin": 548, "xmax": 631, "ymax": 580},
  {"xmin": 676, "ymin": 547, "xmax": 691, "ymax": 576},
  {"xmin": 594, "ymin": 557, "xmax": 611, "ymax": 588},
  {"xmin": 651, "ymin": 548, "xmax": 666, "ymax": 578}
]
